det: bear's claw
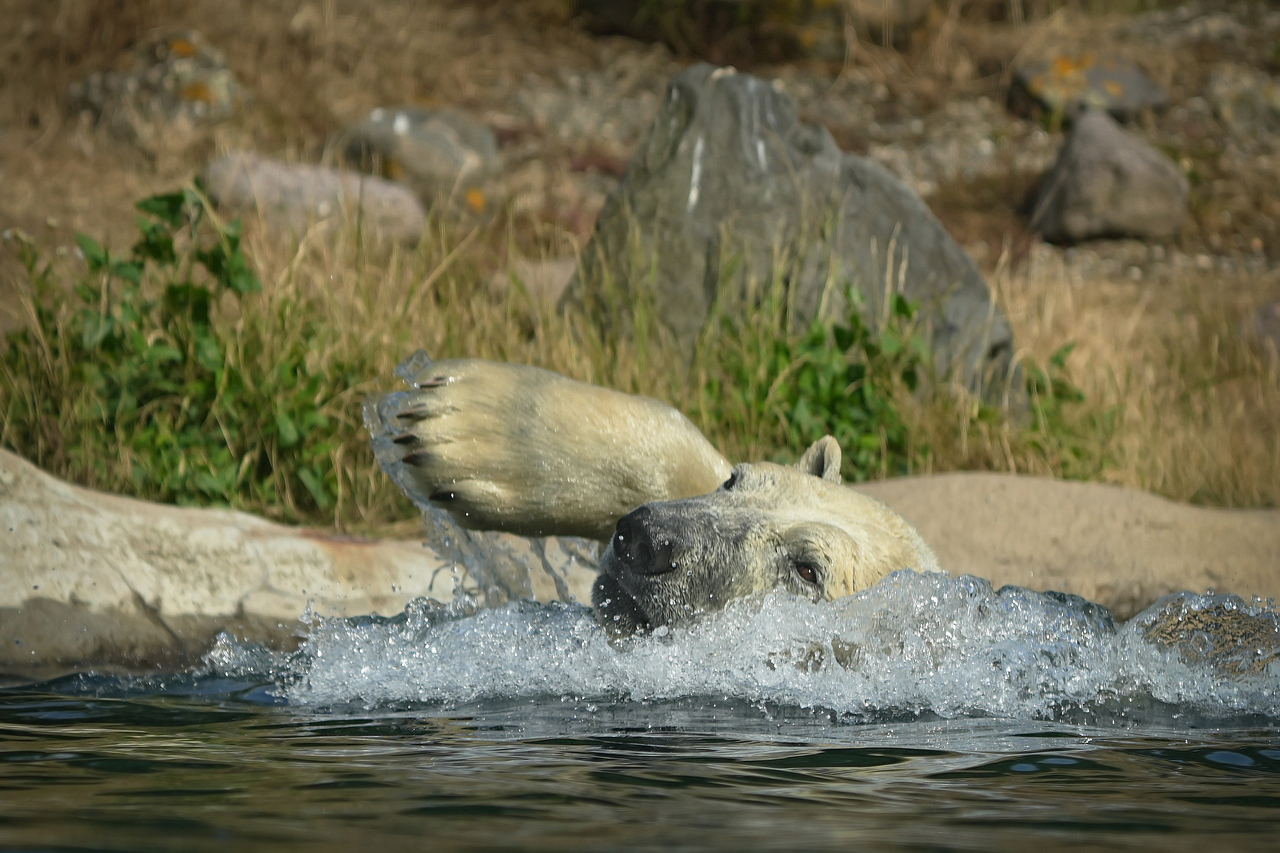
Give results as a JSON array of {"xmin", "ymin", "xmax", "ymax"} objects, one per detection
[
  {"xmin": 394, "ymin": 405, "xmax": 432, "ymax": 423},
  {"xmin": 400, "ymin": 449, "xmax": 434, "ymax": 468}
]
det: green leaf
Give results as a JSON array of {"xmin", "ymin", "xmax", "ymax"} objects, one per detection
[
  {"xmin": 110, "ymin": 260, "xmax": 143, "ymax": 285},
  {"xmin": 75, "ymin": 233, "xmax": 107, "ymax": 271},
  {"xmin": 297, "ymin": 466, "xmax": 332, "ymax": 509},
  {"xmin": 275, "ymin": 412, "xmax": 300, "ymax": 448},
  {"xmin": 195, "ymin": 334, "xmax": 223, "ymax": 373},
  {"xmin": 132, "ymin": 218, "xmax": 177, "ymax": 266},
  {"xmin": 80, "ymin": 313, "xmax": 112, "ymax": 349},
  {"xmin": 144, "ymin": 344, "xmax": 183, "ymax": 366},
  {"xmin": 194, "ymin": 470, "xmax": 229, "ymax": 498},
  {"xmin": 164, "ymin": 282, "xmax": 214, "ymax": 326},
  {"xmin": 1050, "ymin": 342, "xmax": 1077, "ymax": 371},
  {"xmin": 891, "ymin": 293, "xmax": 916, "ymax": 320},
  {"xmin": 136, "ymin": 190, "xmax": 191, "ymax": 228},
  {"xmin": 73, "ymin": 282, "xmax": 98, "ymax": 304}
]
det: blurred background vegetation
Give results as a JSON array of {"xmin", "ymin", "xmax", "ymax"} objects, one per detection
[{"xmin": 0, "ymin": 0, "xmax": 1275, "ymax": 533}]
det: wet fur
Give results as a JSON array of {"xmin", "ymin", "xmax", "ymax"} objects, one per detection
[{"xmin": 384, "ymin": 358, "xmax": 938, "ymax": 635}]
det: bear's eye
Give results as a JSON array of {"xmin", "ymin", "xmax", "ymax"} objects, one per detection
[
  {"xmin": 793, "ymin": 560, "xmax": 820, "ymax": 586},
  {"xmin": 721, "ymin": 470, "xmax": 740, "ymax": 491}
]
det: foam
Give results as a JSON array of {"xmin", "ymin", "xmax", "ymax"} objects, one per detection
[{"xmin": 204, "ymin": 571, "xmax": 1280, "ymax": 723}]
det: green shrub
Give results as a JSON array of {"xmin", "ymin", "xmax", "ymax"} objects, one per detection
[
  {"xmin": 1, "ymin": 189, "xmax": 353, "ymax": 521},
  {"xmin": 695, "ymin": 287, "xmax": 928, "ymax": 482},
  {"xmin": 1, "ymin": 186, "xmax": 1117, "ymax": 531},
  {"xmin": 1022, "ymin": 342, "xmax": 1119, "ymax": 482}
]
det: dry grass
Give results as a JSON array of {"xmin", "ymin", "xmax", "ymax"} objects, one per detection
[
  {"xmin": 4, "ymin": 181, "xmax": 1276, "ymax": 539},
  {"xmin": 995, "ymin": 247, "xmax": 1280, "ymax": 506},
  {"xmin": 902, "ymin": 242, "xmax": 1280, "ymax": 508},
  {"xmin": 222, "ymin": 211, "xmax": 699, "ymax": 530},
  {"xmin": 256, "ymin": 209, "xmax": 1280, "ymax": 524}
]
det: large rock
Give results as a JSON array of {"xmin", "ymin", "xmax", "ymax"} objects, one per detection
[
  {"xmin": 563, "ymin": 63, "xmax": 1016, "ymax": 398},
  {"xmin": 338, "ymin": 107, "xmax": 501, "ymax": 215},
  {"xmin": 0, "ymin": 449, "xmax": 594, "ymax": 678},
  {"xmin": 7, "ymin": 443, "xmax": 1279, "ymax": 676},
  {"xmin": 1009, "ymin": 54, "xmax": 1168, "ymax": 121},
  {"xmin": 859, "ymin": 472, "xmax": 1280, "ymax": 621},
  {"xmin": 202, "ymin": 152, "xmax": 428, "ymax": 242},
  {"xmin": 1029, "ymin": 109, "xmax": 1188, "ymax": 243},
  {"xmin": 0, "ymin": 449, "xmax": 455, "ymax": 676},
  {"xmin": 67, "ymin": 30, "xmax": 243, "ymax": 152}
]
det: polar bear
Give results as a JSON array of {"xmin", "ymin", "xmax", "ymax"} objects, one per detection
[{"xmin": 380, "ymin": 357, "xmax": 938, "ymax": 636}]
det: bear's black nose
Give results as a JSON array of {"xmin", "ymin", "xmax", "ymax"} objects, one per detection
[{"xmin": 612, "ymin": 506, "xmax": 677, "ymax": 576}]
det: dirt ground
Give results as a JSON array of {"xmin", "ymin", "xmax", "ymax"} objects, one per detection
[
  {"xmin": 4, "ymin": 1, "xmax": 1278, "ymax": 276},
  {"xmin": 0, "ymin": 0, "xmax": 617, "ymax": 328}
]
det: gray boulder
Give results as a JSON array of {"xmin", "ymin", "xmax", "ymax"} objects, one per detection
[
  {"xmin": 0, "ymin": 449, "xmax": 457, "ymax": 676},
  {"xmin": 339, "ymin": 107, "xmax": 501, "ymax": 215},
  {"xmin": 0, "ymin": 446, "xmax": 596, "ymax": 677},
  {"xmin": 1030, "ymin": 109, "xmax": 1188, "ymax": 243},
  {"xmin": 563, "ymin": 64, "xmax": 1016, "ymax": 399},
  {"xmin": 202, "ymin": 152, "xmax": 427, "ymax": 242}
]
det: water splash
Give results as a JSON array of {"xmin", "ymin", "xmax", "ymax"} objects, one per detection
[
  {"xmin": 362, "ymin": 351, "xmax": 601, "ymax": 608},
  {"xmin": 204, "ymin": 571, "xmax": 1280, "ymax": 724},
  {"xmin": 335, "ymin": 352, "xmax": 1279, "ymax": 724}
]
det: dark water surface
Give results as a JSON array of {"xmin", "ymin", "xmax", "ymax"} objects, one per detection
[
  {"xmin": 1, "ymin": 679, "xmax": 1278, "ymax": 853},
  {"xmin": 4, "ymin": 574, "xmax": 1280, "ymax": 852}
]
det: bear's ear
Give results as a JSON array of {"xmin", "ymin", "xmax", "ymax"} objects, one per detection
[{"xmin": 796, "ymin": 436, "xmax": 842, "ymax": 484}]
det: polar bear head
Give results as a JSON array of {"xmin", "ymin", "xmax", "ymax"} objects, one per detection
[{"xmin": 591, "ymin": 437, "xmax": 939, "ymax": 636}]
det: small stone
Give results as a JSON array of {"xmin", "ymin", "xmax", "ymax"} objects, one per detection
[
  {"xmin": 1030, "ymin": 110, "xmax": 1188, "ymax": 243},
  {"xmin": 1010, "ymin": 53, "xmax": 1168, "ymax": 121},
  {"xmin": 338, "ymin": 107, "xmax": 501, "ymax": 213},
  {"xmin": 65, "ymin": 30, "xmax": 243, "ymax": 152},
  {"xmin": 202, "ymin": 152, "xmax": 427, "ymax": 243},
  {"xmin": 288, "ymin": 3, "xmax": 322, "ymax": 40}
]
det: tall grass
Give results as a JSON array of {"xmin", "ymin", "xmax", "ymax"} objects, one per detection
[
  {"xmin": 990, "ymin": 247, "xmax": 1280, "ymax": 507},
  {"xmin": 1, "ymin": 189, "xmax": 1276, "ymax": 537}
]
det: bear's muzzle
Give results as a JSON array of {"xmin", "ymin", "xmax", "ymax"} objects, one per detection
[{"xmin": 610, "ymin": 506, "xmax": 679, "ymax": 576}]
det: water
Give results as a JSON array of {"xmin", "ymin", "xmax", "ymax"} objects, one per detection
[
  {"xmin": 2, "ymin": 686, "xmax": 1278, "ymax": 852},
  {"xmin": 3, "ymin": 571, "xmax": 1279, "ymax": 851}
]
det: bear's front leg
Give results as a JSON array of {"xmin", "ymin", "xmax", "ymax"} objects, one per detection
[{"xmin": 367, "ymin": 356, "xmax": 731, "ymax": 541}]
